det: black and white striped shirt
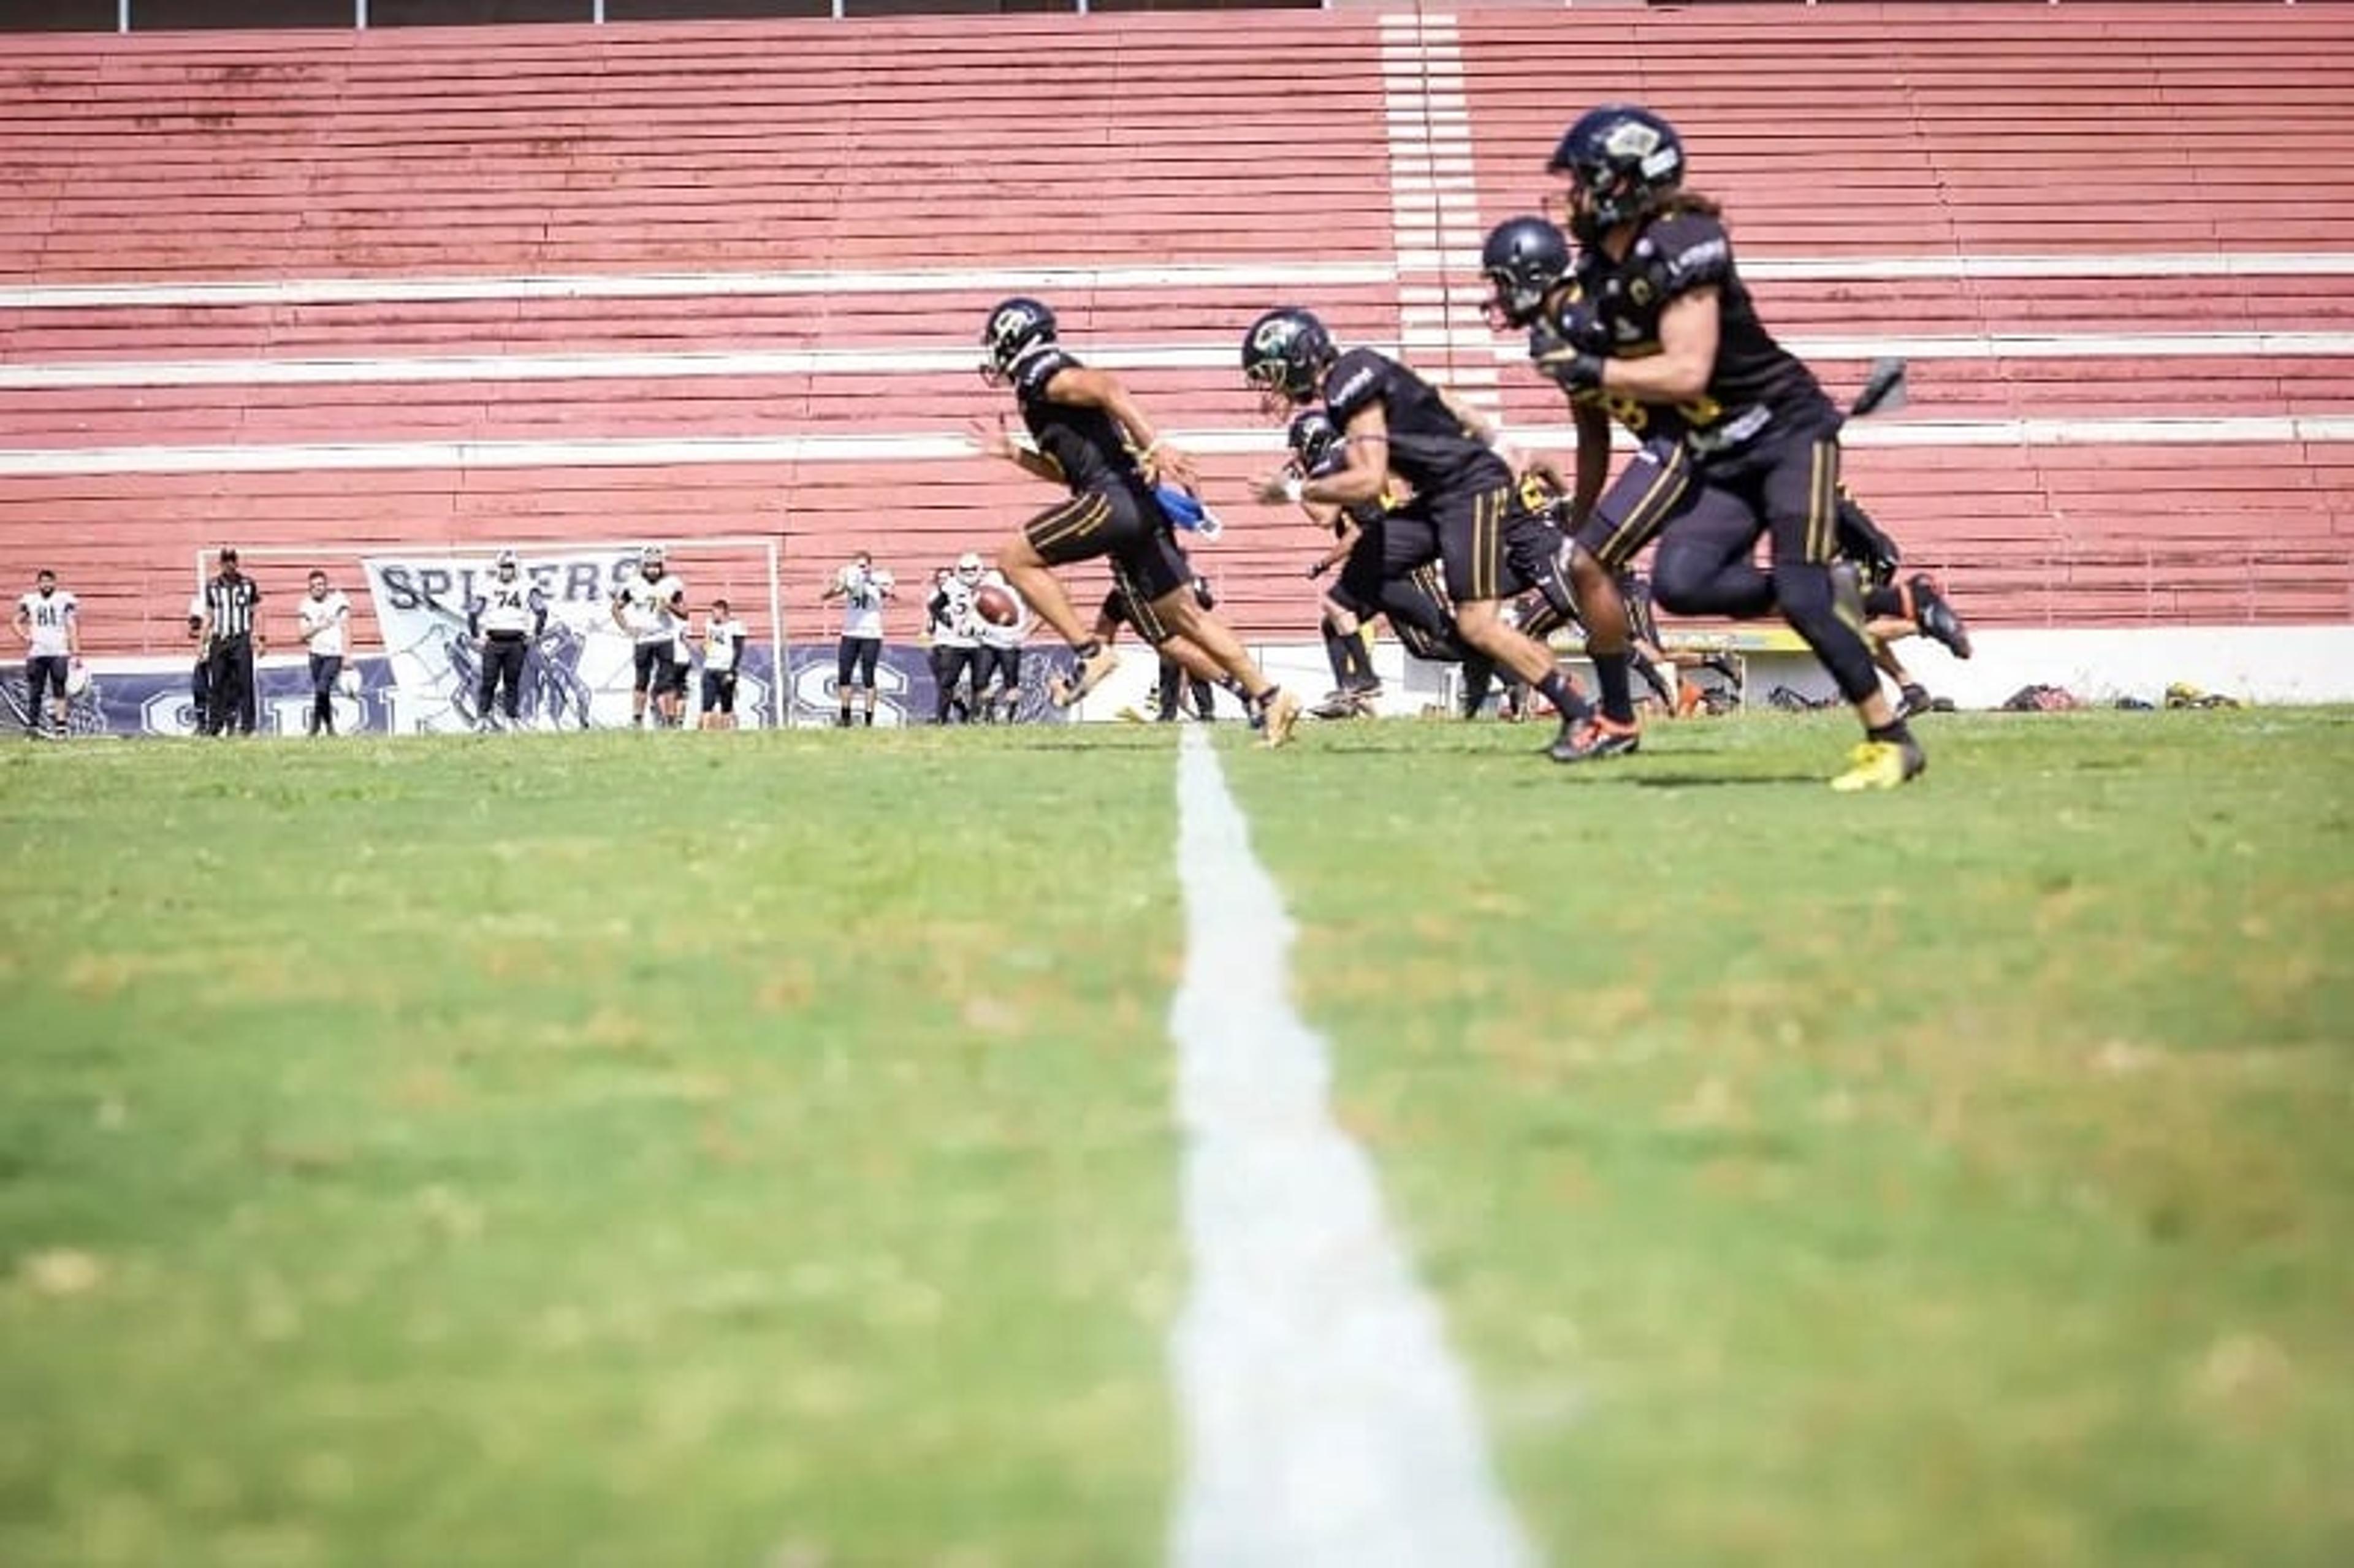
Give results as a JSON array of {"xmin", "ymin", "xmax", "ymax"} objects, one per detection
[{"xmin": 205, "ymin": 572, "xmax": 261, "ymax": 641}]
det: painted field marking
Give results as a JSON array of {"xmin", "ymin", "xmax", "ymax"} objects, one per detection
[{"xmin": 1167, "ymin": 728, "xmax": 1531, "ymax": 1568}]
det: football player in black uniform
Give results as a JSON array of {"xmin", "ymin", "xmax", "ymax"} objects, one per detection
[
  {"xmin": 1286, "ymin": 408, "xmax": 1491, "ymax": 717},
  {"xmin": 1484, "ymin": 215, "xmax": 1970, "ymax": 726},
  {"xmin": 972, "ymin": 297, "xmax": 1300, "ymax": 746},
  {"xmin": 1539, "ymin": 106, "xmax": 1964, "ymax": 789},
  {"xmin": 1241, "ymin": 307, "xmax": 1601, "ymax": 760}
]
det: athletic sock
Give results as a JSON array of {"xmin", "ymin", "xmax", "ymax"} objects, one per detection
[
  {"xmin": 1537, "ymin": 670, "xmax": 1590, "ymax": 721},
  {"xmin": 862, "ymin": 709, "xmax": 874, "ymax": 727},
  {"xmin": 1868, "ymin": 718, "xmax": 1914, "ymax": 747},
  {"xmin": 1632, "ymin": 650, "xmax": 1676, "ymax": 706},
  {"xmin": 1862, "ymin": 583, "xmax": 1906, "ymax": 620},
  {"xmin": 1321, "ymin": 624, "xmax": 1355, "ymax": 690},
  {"xmin": 1593, "ymin": 652, "xmax": 1637, "ymax": 725}
]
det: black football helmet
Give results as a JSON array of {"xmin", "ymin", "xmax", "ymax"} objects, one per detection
[
  {"xmin": 980, "ymin": 296, "xmax": 1056, "ymax": 386},
  {"xmin": 1548, "ymin": 105, "xmax": 1686, "ymax": 244},
  {"xmin": 1285, "ymin": 408, "xmax": 1344, "ymax": 478},
  {"xmin": 1480, "ymin": 215, "xmax": 1574, "ymax": 330},
  {"xmin": 1240, "ymin": 307, "xmax": 1335, "ymax": 417}
]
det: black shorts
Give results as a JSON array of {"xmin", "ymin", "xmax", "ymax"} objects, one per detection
[
  {"xmin": 836, "ymin": 635, "xmax": 882, "ymax": 688},
  {"xmin": 1697, "ymin": 424, "xmax": 1846, "ymax": 566},
  {"xmin": 1332, "ymin": 506, "xmax": 1442, "ymax": 620},
  {"xmin": 1027, "ymin": 484, "xmax": 1192, "ymax": 600},
  {"xmin": 1105, "ymin": 528, "xmax": 1195, "ymax": 645},
  {"xmin": 701, "ymin": 668, "xmax": 737, "ymax": 713},
  {"xmin": 25, "ymin": 655, "xmax": 67, "ymax": 702},
  {"xmin": 631, "ymin": 641, "xmax": 676, "ymax": 694},
  {"xmin": 974, "ymin": 643, "xmax": 1021, "ymax": 688},
  {"xmin": 1573, "ymin": 441, "xmax": 1697, "ymax": 570},
  {"xmin": 1430, "ymin": 480, "xmax": 1556, "ymax": 606}
]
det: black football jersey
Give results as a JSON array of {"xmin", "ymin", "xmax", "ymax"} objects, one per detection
[
  {"xmin": 1528, "ymin": 292, "xmax": 1689, "ymax": 450},
  {"xmin": 1305, "ymin": 433, "xmax": 1393, "ymax": 533},
  {"xmin": 1320, "ymin": 347, "xmax": 1511, "ymax": 498},
  {"xmin": 1015, "ymin": 348, "xmax": 1144, "ymax": 497},
  {"xmin": 1574, "ymin": 210, "xmax": 1837, "ymax": 454}
]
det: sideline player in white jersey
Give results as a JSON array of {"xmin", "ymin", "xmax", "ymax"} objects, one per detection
[
  {"xmin": 928, "ymin": 554, "xmax": 986, "ymax": 725},
  {"xmin": 611, "ymin": 544, "xmax": 688, "ymax": 729},
  {"xmin": 699, "ymin": 598, "xmax": 748, "ymax": 730},
  {"xmin": 13, "ymin": 569, "xmax": 78, "ymax": 739},
  {"xmin": 972, "ymin": 561, "xmax": 1033, "ymax": 724},
  {"xmin": 470, "ymin": 550, "xmax": 546, "ymax": 731},
  {"xmin": 822, "ymin": 551, "xmax": 893, "ymax": 727},
  {"xmin": 295, "ymin": 569, "xmax": 352, "ymax": 737}
]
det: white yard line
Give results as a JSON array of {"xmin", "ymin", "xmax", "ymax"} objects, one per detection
[
  {"xmin": 4, "ymin": 331, "xmax": 2349, "ymax": 391},
  {"xmin": 2, "ymin": 251, "xmax": 2352, "ymax": 312},
  {"xmin": 1166, "ymin": 728, "xmax": 1531, "ymax": 1568},
  {"xmin": 3, "ymin": 414, "xmax": 2353, "ymax": 477}
]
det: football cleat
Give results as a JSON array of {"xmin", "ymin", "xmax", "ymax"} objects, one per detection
[
  {"xmin": 1259, "ymin": 688, "xmax": 1303, "ymax": 748},
  {"xmin": 1547, "ymin": 714, "xmax": 1641, "ymax": 764},
  {"xmin": 1054, "ymin": 645, "xmax": 1121, "ymax": 709},
  {"xmin": 1908, "ymin": 573, "xmax": 1973, "ymax": 660},
  {"xmin": 1829, "ymin": 738, "xmax": 1927, "ymax": 792}
]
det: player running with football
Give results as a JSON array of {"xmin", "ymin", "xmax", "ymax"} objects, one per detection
[
  {"xmin": 1532, "ymin": 106, "xmax": 1969, "ymax": 788},
  {"xmin": 970, "ymin": 296, "xmax": 1300, "ymax": 746},
  {"xmin": 1241, "ymin": 306, "xmax": 1598, "ymax": 758}
]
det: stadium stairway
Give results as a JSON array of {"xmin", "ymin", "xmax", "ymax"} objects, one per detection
[{"xmin": 1, "ymin": 2, "xmax": 2350, "ymax": 655}]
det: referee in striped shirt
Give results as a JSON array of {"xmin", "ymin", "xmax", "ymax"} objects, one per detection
[{"xmin": 197, "ymin": 547, "xmax": 264, "ymax": 737}]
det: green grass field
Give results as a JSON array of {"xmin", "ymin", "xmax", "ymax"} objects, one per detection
[{"xmin": 2, "ymin": 710, "xmax": 2350, "ymax": 1567}]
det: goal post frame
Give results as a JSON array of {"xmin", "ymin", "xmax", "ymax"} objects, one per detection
[{"xmin": 200, "ymin": 536, "xmax": 788, "ymax": 728}]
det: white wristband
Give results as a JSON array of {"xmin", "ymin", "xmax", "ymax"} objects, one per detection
[{"xmin": 1282, "ymin": 474, "xmax": 1305, "ymax": 504}]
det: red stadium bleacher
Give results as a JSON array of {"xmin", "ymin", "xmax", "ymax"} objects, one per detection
[{"xmin": 1, "ymin": 2, "xmax": 2350, "ymax": 655}]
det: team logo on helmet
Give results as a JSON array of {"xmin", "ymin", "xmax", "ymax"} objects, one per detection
[
  {"xmin": 1550, "ymin": 105, "xmax": 1687, "ymax": 243},
  {"xmin": 1241, "ymin": 307, "xmax": 1333, "ymax": 414},
  {"xmin": 981, "ymin": 297, "xmax": 1056, "ymax": 385}
]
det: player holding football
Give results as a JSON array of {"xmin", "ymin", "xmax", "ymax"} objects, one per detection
[
  {"xmin": 927, "ymin": 555, "xmax": 984, "ymax": 725},
  {"xmin": 1532, "ymin": 106, "xmax": 1974, "ymax": 788},
  {"xmin": 971, "ymin": 296, "xmax": 1300, "ymax": 745},
  {"xmin": 972, "ymin": 566, "xmax": 1033, "ymax": 724}
]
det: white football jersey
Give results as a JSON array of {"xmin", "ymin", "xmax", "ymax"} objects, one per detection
[
  {"xmin": 615, "ymin": 573, "xmax": 685, "ymax": 644},
  {"xmin": 474, "ymin": 576, "xmax": 538, "ymax": 637},
  {"xmin": 837, "ymin": 566, "xmax": 888, "ymax": 639},
  {"xmin": 299, "ymin": 588, "xmax": 352, "ymax": 655},
  {"xmin": 18, "ymin": 589, "xmax": 76, "ymax": 657},
  {"xmin": 931, "ymin": 580, "xmax": 981, "ymax": 649},
  {"xmin": 704, "ymin": 616, "xmax": 747, "ymax": 673}
]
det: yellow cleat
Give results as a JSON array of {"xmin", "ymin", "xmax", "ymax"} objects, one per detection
[{"xmin": 1829, "ymin": 738, "xmax": 1927, "ymax": 792}]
